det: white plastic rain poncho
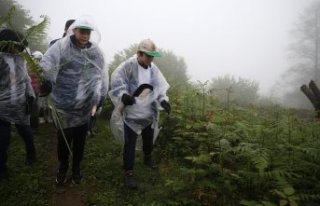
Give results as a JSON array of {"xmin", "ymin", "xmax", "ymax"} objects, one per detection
[
  {"xmin": 40, "ymin": 17, "xmax": 108, "ymax": 128},
  {"xmin": 0, "ymin": 52, "xmax": 35, "ymax": 125},
  {"xmin": 109, "ymin": 56, "xmax": 170, "ymax": 143}
]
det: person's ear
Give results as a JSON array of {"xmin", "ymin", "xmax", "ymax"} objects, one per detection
[{"xmin": 137, "ymin": 51, "xmax": 144, "ymax": 57}]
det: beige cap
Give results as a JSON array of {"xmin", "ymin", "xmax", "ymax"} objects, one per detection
[{"xmin": 137, "ymin": 39, "xmax": 161, "ymax": 57}]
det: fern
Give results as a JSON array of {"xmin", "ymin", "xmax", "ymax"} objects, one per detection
[
  {"xmin": 297, "ymin": 193, "xmax": 320, "ymax": 202},
  {"xmin": 262, "ymin": 169, "xmax": 298, "ymax": 179},
  {"xmin": 296, "ymin": 146, "xmax": 320, "ymax": 161},
  {"xmin": 251, "ymin": 152, "xmax": 269, "ymax": 176},
  {"xmin": 24, "ymin": 15, "xmax": 49, "ymax": 47},
  {"xmin": 0, "ymin": 6, "xmax": 49, "ymax": 80}
]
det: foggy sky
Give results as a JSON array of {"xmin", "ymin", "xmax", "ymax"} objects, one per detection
[{"xmin": 17, "ymin": 0, "xmax": 315, "ymax": 94}]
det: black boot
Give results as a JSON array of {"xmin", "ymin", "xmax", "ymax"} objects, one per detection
[
  {"xmin": 72, "ymin": 167, "xmax": 82, "ymax": 184},
  {"xmin": 56, "ymin": 163, "xmax": 68, "ymax": 185},
  {"xmin": 124, "ymin": 170, "xmax": 138, "ymax": 189},
  {"xmin": 144, "ymin": 154, "xmax": 157, "ymax": 169}
]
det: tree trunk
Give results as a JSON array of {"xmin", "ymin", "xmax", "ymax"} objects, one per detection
[
  {"xmin": 300, "ymin": 84, "xmax": 318, "ymax": 108},
  {"xmin": 309, "ymin": 80, "xmax": 320, "ymax": 101},
  {"xmin": 301, "ymin": 81, "xmax": 320, "ymax": 118}
]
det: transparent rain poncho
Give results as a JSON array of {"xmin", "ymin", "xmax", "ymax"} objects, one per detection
[
  {"xmin": 40, "ymin": 17, "xmax": 108, "ymax": 128},
  {"xmin": 109, "ymin": 56, "xmax": 170, "ymax": 146},
  {"xmin": 0, "ymin": 52, "xmax": 35, "ymax": 125}
]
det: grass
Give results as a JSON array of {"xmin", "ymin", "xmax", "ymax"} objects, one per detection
[
  {"xmin": 0, "ymin": 124, "xmax": 54, "ymax": 206},
  {"xmin": 0, "ymin": 118, "xmax": 172, "ymax": 206}
]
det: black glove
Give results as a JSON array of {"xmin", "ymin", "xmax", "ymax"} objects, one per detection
[
  {"xmin": 121, "ymin": 93, "xmax": 135, "ymax": 106},
  {"xmin": 39, "ymin": 79, "xmax": 52, "ymax": 97},
  {"xmin": 25, "ymin": 96, "xmax": 34, "ymax": 114},
  {"xmin": 160, "ymin": 100, "xmax": 171, "ymax": 114}
]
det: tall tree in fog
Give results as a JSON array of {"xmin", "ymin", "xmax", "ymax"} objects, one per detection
[
  {"xmin": 109, "ymin": 44, "xmax": 189, "ymax": 86},
  {"xmin": 279, "ymin": 1, "xmax": 320, "ymax": 108},
  {"xmin": 288, "ymin": 1, "xmax": 320, "ymax": 82},
  {"xmin": 0, "ymin": 0, "xmax": 33, "ymax": 30},
  {"xmin": 209, "ymin": 75, "xmax": 259, "ymax": 105},
  {"xmin": 0, "ymin": 0, "xmax": 49, "ymax": 52}
]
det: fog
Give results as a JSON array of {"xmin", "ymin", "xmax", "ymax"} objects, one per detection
[{"xmin": 17, "ymin": 0, "xmax": 315, "ymax": 95}]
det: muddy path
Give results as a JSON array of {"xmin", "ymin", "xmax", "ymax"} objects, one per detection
[{"xmin": 38, "ymin": 123, "xmax": 86, "ymax": 206}]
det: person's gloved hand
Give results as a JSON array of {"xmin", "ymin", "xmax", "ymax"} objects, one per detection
[
  {"xmin": 121, "ymin": 93, "xmax": 135, "ymax": 106},
  {"xmin": 25, "ymin": 96, "xmax": 34, "ymax": 114},
  {"xmin": 160, "ymin": 100, "xmax": 171, "ymax": 114},
  {"xmin": 39, "ymin": 79, "xmax": 52, "ymax": 97}
]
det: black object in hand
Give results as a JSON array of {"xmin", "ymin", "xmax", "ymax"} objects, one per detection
[
  {"xmin": 133, "ymin": 84, "xmax": 153, "ymax": 97},
  {"xmin": 39, "ymin": 80, "xmax": 52, "ymax": 97},
  {"xmin": 121, "ymin": 93, "xmax": 135, "ymax": 106},
  {"xmin": 160, "ymin": 100, "xmax": 171, "ymax": 114}
]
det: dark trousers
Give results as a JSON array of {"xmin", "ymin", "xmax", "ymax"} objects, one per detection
[
  {"xmin": 30, "ymin": 95, "xmax": 39, "ymax": 130},
  {"xmin": 0, "ymin": 120, "xmax": 35, "ymax": 171},
  {"xmin": 57, "ymin": 123, "xmax": 88, "ymax": 174},
  {"xmin": 123, "ymin": 123, "xmax": 154, "ymax": 171}
]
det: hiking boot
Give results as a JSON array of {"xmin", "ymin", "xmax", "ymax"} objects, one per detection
[
  {"xmin": 71, "ymin": 172, "xmax": 82, "ymax": 184},
  {"xmin": 144, "ymin": 155, "xmax": 157, "ymax": 169},
  {"xmin": 55, "ymin": 170, "xmax": 67, "ymax": 185},
  {"xmin": 124, "ymin": 170, "xmax": 138, "ymax": 189}
]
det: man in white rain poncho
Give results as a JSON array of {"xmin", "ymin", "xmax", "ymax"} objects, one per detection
[
  {"xmin": 40, "ymin": 17, "xmax": 108, "ymax": 184},
  {"xmin": 109, "ymin": 39, "xmax": 171, "ymax": 189},
  {"xmin": 0, "ymin": 29, "xmax": 37, "ymax": 181}
]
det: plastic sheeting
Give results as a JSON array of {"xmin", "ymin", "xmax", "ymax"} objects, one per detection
[
  {"xmin": 0, "ymin": 52, "xmax": 35, "ymax": 125},
  {"xmin": 40, "ymin": 18, "xmax": 108, "ymax": 128},
  {"xmin": 110, "ymin": 94, "xmax": 161, "ymax": 150},
  {"xmin": 109, "ymin": 56, "xmax": 169, "ymax": 144}
]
